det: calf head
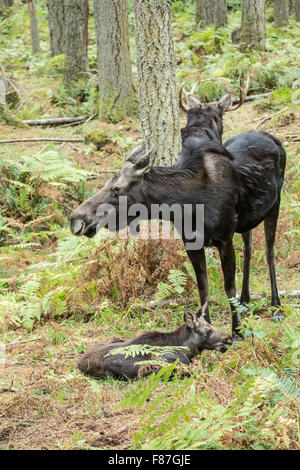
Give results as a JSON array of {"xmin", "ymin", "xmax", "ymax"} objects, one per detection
[
  {"xmin": 70, "ymin": 143, "xmax": 157, "ymax": 238},
  {"xmin": 184, "ymin": 305, "xmax": 232, "ymax": 353}
]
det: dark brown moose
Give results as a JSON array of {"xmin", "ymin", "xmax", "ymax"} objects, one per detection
[
  {"xmin": 78, "ymin": 306, "xmax": 232, "ymax": 380},
  {"xmin": 71, "ymin": 84, "xmax": 286, "ymax": 341}
]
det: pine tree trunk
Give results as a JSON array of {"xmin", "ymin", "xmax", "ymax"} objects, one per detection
[
  {"xmin": 133, "ymin": 0, "xmax": 181, "ymax": 166},
  {"xmin": 274, "ymin": 0, "xmax": 289, "ymax": 27},
  {"xmin": 195, "ymin": 0, "xmax": 215, "ymax": 27},
  {"xmin": 289, "ymin": 0, "xmax": 295, "ymax": 15},
  {"xmin": 64, "ymin": 0, "xmax": 88, "ymax": 82},
  {"xmin": 28, "ymin": 0, "xmax": 40, "ymax": 54},
  {"xmin": 47, "ymin": 0, "xmax": 66, "ymax": 56},
  {"xmin": 295, "ymin": 0, "xmax": 300, "ymax": 20},
  {"xmin": 240, "ymin": 0, "xmax": 266, "ymax": 51},
  {"xmin": 215, "ymin": 0, "xmax": 228, "ymax": 29},
  {"xmin": 94, "ymin": 0, "xmax": 136, "ymax": 122}
]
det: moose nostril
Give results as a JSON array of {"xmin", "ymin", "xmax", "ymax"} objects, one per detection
[{"xmin": 71, "ymin": 219, "xmax": 85, "ymax": 235}]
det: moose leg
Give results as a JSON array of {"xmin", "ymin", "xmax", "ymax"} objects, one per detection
[
  {"xmin": 240, "ymin": 230, "xmax": 252, "ymax": 306},
  {"xmin": 218, "ymin": 240, "xmax": 242, "ymax": 340},
  {"xmin": 264, "ymin": 204, "xmax": 284, "ymax": 322},
  {"xmin": 186, "ymin": 248, "xmax": 210, "ymax": 322}
]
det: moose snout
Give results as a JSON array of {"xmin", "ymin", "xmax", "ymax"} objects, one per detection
[{"xmin": 70, "ymin": 216, "xmax": 86, "ymax": 236}]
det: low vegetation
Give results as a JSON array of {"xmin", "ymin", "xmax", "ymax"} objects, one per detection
[{"xmin": 0, "ymin": 0, "xmax": 299, "ymax": 450}]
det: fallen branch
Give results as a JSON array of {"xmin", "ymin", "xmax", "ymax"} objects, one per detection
[
  {"xmin": 0, "ymin": 137, "xmax": 84, "ymax": 144},
  {"xmin": 6, "ymin": 337, "xmax": 42, "ymax": 348},
  {"xmin": 233, "ymin": 92, "xmax": 271, "ymax": 104},
  {"xmin": 147, "ymin": 290, "xmax": 300, "ymax": 309},
  {"xmin": 22, "ymin": 116, "xmax": 86, "ymax": 126},
  {"xmin": 256, "ymin": 107, "xmax": 289, "ymax": 128}
]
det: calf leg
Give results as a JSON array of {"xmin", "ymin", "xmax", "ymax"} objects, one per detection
[
  {"xmin": 240, "ymin": 230, "xmax": 252, "ymax": 305},
  {"xmin": 218, "ymin": 240, "xmax": 242, "ymax": 340},
  {"xmin": 264, "ymin": 204, "xmax": 284, "ymax": 322},
  {"xmin": 186, "ymin": 248, "xmax": 210, "ymax": 322}
]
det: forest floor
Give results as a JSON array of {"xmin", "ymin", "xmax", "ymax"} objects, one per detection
[
  {"xmin": 1, "ymin": 96, "xmax": 299, "ymax": 450},
  {"xmin": 0, "ymin": 2, "xmax": 299, "ymax": 450}
]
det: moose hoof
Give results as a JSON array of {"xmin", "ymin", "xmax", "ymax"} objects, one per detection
[{"xmin": 272, "ymin": 310, "xmax": 284, "ymax": 323}]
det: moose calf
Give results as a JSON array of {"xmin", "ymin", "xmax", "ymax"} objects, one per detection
[{"xmin": 78, "ymin": 306, "xmax": 232, "ymax": 380}]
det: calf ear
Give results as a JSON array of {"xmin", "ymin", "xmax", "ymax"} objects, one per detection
[
  {"xmin": 218, "ymin": 93, "xmax": 232, "ymax": 114},
  {"xmin": 184, "ymin": 311, "xmax": 197, "ymax": 329},
  {"xmin": 197, "ymin": 302, "xmax": 208, "ymax": 318}
]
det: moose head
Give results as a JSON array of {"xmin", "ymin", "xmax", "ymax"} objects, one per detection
[
  {"xmin": 183, "ymin": 304, "xmax": 232, "ymax": 354},
  {"xmin": 179, "ymin": 74, "xmax": 250, "ymax": 142},
  {"xmin": 70, "ymin": 143, "xmax": 158, "ymax": 238}
]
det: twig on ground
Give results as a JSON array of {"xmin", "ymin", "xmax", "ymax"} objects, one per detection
[
  {"xmin": 256, "ymin": 107, "xmax": 289, "ymax": 128},
  {"xmin": 6, "ymin": 337, "xmax": 42, "ymax": 348}
]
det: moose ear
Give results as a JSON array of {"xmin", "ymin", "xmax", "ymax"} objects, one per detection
[
  {"xmin": 184, "ymin": 311, "xmax": 197, "ymax": 329},
  {"xmin": 196, "ymin": 302, "xmax": 208, "ymax": 319},
  {"xmin": 133, "ymin": 145, "xmax": 158, "ymax": 176},
  {"xmin": 217, "ymin": 92, "xmax": 232, "ymax": 114}
]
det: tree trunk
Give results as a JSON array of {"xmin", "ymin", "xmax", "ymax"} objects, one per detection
[
  {"xmin": 195, "ymin": 0, "xmax": 215, "ymax": 27},
  {"xmin": 215, "ymin": 0, "xmax": 228, "ymax": 29},
  {"xmin": 47, "ymin": 0, "xmax": 66, "ymax": 56},
  {"xmin": 295, "ymin": 0, "xmax": 300, "ymax": 20},
  {"xmin": 93, "ymin": 0, "xmax": 136, "ymax": 122},
  {"xmin": 289, "ymin": 0, "xmax": 295, "ymax": 15},
  {"xmin": 64, "ymin": 0, "xmax": 88, "ymax": 82},
  {"xmin": 0, "ymin": 0, "xmax": 14, "ymax": 9},
  {"xmin": 274, "ymin": 0, "xmax": 289, "ymax": 27},
  {"xmin": 240, "ymin": 0, "xmax": 266, "ymax": 51},
  {"xmin": 133, "ymin": 0, "xmax": 181, "ymax": 166},
  {"xmin": 28, "ymin": 0, "xmax": 40, "ymax": 54}
]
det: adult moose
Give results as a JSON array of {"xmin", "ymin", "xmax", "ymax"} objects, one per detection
[
  {"xmin": 179, "ymin": 80, "xmax": 286, "ymax": 324},
  {"xmin": 71, "ymin": 84, "xmax": 286, "ymax": 340},
  {"xmin": 78, "ymin": 305, "xmax": 232, "ymax": 379}
]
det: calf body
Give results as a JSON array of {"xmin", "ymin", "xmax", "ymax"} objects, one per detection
[{"xmin": 78, "ymin": 310, "xmax": 231, "ymax": 380}]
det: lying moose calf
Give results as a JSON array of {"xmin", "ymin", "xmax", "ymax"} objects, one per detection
[{"xmin": 78, "ymin": 307, "xmax": 232, "ymax": 380}]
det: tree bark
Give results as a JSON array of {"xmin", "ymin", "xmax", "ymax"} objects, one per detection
[
  {"xmin": 93, "ymin": 0, "xmax": 136, "ymax": 122},
  {"xmin": 240, "ymin": 0, "xmax": 266, "ymax": 51},
  {"xmin": 274, "ymin": 0, "xmax": 289, "ymax": 27},
  {"xmin": 195, "ymin": 0, "xmax": 215, "ymax": 27},
  {"xmin": 133, "ymin": 0, "xmax": 181, "ymax": 166},
  {"xmin": 289, "ymin": 0, "xmax": 295, "ymax": 15},
  {"xmin": 47, "ymin": 0, "xmax": 66, "ymax": 56},
  {"xmin": 64, "ymin": 0, "xmax": 88, "ymax": 82},
  {"xmin": 215, "ymin": 0, "xmax": 228, "ymax": 29},
  {"xmin": 295, "ymin": 0, "xmax": 300, "ymax": 20},
  {"xmin": 28, "ymin": 0, "xmax": 40, "ymax": 54}
]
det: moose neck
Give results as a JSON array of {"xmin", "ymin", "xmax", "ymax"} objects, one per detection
[{"xmin": 142, "ymin": 166, "xmax": 202, "ymax": 208}]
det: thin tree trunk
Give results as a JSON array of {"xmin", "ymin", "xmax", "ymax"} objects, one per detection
[
  {"xmin": 289, "ymin": 0, "xmax": 295, "ymax": 15},
  {"xmin": 93, "ymin": 0, "xmax": 136, "ymax": 122},
  {"xmin": 295, "ymin": 0, "xmax": 300, "ymax": 20},
  {"xmin": 215, "ymin": 0, "xmax": 228, "ymax": 29},
  {"xmin": 133, "ymin": 0, "xmax": 181, "ymax": 166},
  {"xmin": 274, "ymin": 0, "xmax": 289, "ymax": 27},
  {"xmin": 28, "ymin": 0, "xmax": 40, "ymax": 54},
  {"xmin": 64, "ymin": 0, "xmax": 88, "ymax": 82},
  {"xmin": 47, "ymin": 0, "xmax": 66, "ymax": 56},
  {"xmin": 195, "ymin": 0, "xmax": 215, "ymax": 27},
  {"xmin": 240, "ymin": 0, "xmax": 266, "ymax": 51}
]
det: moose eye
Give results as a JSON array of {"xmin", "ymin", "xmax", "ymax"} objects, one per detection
[
  {"xmin": 113, "ymin": 186, "xmax": 121, "ymax": 195},
  {"xmin": 206, "ymin": 330, "xmax": 212, "ymax": 338}
]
